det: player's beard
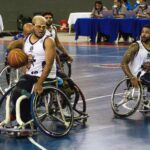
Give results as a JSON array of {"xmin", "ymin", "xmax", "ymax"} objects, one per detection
[
  {"xmin": 34, "ymin": 30, "xmax": 45, "ymax": 38},
  {"xmin": 141, "ymin": 36, "xmax": 150, "ymax": 44},
  {"xmin": 46, "ymin": 21, "xmax": 52, "ymax": 28}
]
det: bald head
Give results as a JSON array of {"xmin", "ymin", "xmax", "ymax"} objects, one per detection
[
  {"xmin": 23, "ymin": 23, "xmax": 33, "ymax": 36},
  {"xmin": 32, "ymin": 16, "xmax": 47, "ymax": 38},
  {"xmin": 32, "ymin": 15, "xmax": 46, "ymax": 25}
]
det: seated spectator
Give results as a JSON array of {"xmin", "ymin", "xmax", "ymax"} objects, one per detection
[
  {"xmin": 112, "ymin": 0, "xmax": 127, "ymax": 18},
  {"xmin": 91, "ymin": 1, "xmax": 108, "ymax": 18},
  {"xmin": 112, "ymin": 0, "xmax": 130, "ymax": 42},
  {"xmin": 122, "ymin": 0, "xmax": 133, "ymax": 10},
  {"xmin": 134, "ymin": 0, "xmax": 150, "ymax": 18},
  {"xmin": 133, "ymin": 0, "xmax": 140, "ymax": 9},
  {"xmin": 17, "ymin": 15, "xmax": 32, "ymax": 32},
  {"xmin": 17, "ymin": 14, "xmax": 24, "ymax": 31},
  {"xmin": 91, "ymin": 1, "xmax": 109, "ymax": 43}
]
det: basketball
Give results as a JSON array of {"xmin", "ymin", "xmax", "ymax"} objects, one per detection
[{"xmin": 7, "ymin": 48, "xmax": 28, "ymax": 68}]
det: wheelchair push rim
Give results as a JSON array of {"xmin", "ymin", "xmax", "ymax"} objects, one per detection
[
  {"xmin": 31, "ymin": 86, "xmax": 74, "ymax": 137},
  {"xmin": 111, "ymin": 77, "xmax": 143, "ymax": 117}
]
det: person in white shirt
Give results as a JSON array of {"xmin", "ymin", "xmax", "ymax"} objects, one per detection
[
  {"xmin": 134, "ymin": 0, "xmax": 150, "ymax": 18},
  {"xmin": 7, "ymin": 15, "xmax": 56, "ymax": 123},
  {"xmin": 42, "ymin": 12, "xmax": 73, "ymax": 63},
  {"xmin": 112, "ymin": 0, "xmax": 127, "ymax": 18},
  {"xmin": 121, "ymin": 25, "xmax": 150, "ymax": 88},
  {"xmin": 91, "ymin": 1, "xmax": 109, "ymax": 43}
]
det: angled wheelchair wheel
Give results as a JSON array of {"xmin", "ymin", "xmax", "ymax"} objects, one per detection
[
  {"xmin": 67, "ymin": 79, "xmax": 86, "ymax": 118},
  {"xmin": 31, "ymin": 86, "xmax": 74, "ymax": 137},
  {"xmin": 0, "ymin": 65, "xmax": 20, "ymax": 94},
  {"xmin": 0, "ymin": 90, "xmax": 5, "ymax": 123},
  {"xmin": 0, "ymin": 86, "xmax": 15, "ymax": 124},
  {"xmin": 59, "ymin": 77, "xmax": 87, "ymax": 125},
  {"xmin": 62, "ymin": 61, "xmax": 71, "ymax": 78},
  {"xmin": 111, "ymin": 77, "xmax": 142, "ymax": 117},
  {"xmin": 71, "ymin": 83, "xmax": 88, "ymax": 125},
  {"xmin": 59, "ymin": 53, "xmax": 72, "ymax": 77}
]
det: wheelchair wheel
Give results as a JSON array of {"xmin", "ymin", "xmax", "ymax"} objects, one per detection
[
  {"xmin": 0, "ymin": 65, "xmax": 20, "ymax": 94},
  {"xmin": 111, "ymin": 77, "xmax": 142, "ymax": 117},
  {"xmin": 31, "ymin": 86, "xmax": 74, "ymax": 137}
]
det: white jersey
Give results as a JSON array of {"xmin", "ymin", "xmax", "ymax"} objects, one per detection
[
  {"xmin": 45, "ymin": 25, "xmax": 57, "ymax": 39},
  {"xmin": 24, "ymin": 34, "xmax": 56, "ymax": 79},
  {"xmin": 129, "ymin": 40, "xmax": 150, "ymax": 77}
]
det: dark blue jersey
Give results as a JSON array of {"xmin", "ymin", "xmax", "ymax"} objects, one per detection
[{"xmin": 13, "ymin": 33, "xmax": 24, "ymax": 40}]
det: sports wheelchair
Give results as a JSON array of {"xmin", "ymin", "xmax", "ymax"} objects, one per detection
[
  {"xmin": 111, "ymin": 76, "xmax": 150, "ymax": 117},
  {"xmin": 0, "ymin": 66, "xmax": 88, "ymax": 137}
]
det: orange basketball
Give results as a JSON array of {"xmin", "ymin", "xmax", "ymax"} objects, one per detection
[{"xmin": 7, "ymin": 48, "xmax": 28, "ymax": 68}]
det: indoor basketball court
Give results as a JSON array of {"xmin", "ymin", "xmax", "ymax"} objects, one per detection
[
  {"xmin": 0, "ymin": 37, "xmax": 150, "ymax": 150},
  {"xmin": 0, "ymin": 0, "xmax": 150, "ymax": 149}
]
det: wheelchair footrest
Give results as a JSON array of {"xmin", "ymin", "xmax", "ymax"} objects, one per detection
[
  {"xmin": 138, "ymin": 109, "xmax": 150, "ymax": 113},
  {"xmin": 0, "ymin": 127, "xmax": 37, "ymax": 137},
  {"xmin": 139, "ymin": 101, "xmax": 150, "ymax": 112},
  {"xmin": 74, "ymin": 113, "xmax": 89, "ymax": 121},
  {"xmin": 73, "ymin": 114, "xmax": 89, "ymax": 127}
]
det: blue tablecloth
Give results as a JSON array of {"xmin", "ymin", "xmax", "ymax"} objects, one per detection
[
  {"xmin": 135, "ymin": 18, "xmax": 150, "ymax": 39},
  {"xmin": 74, "ymin": 18, "xmax": 150, "ymax": 43},
  {"xmin": 74, "ymin": 18, "xmax": 97, "ymax": 42},
  {"xmin": 96, "ymin": 18, "xmax": 119, "ymax": 43},
  {"xmin": 116, "ymin": 18, "xmax": 137, "ymax": 39}
]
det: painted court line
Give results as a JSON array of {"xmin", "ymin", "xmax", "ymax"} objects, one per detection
[
  {"xmin": 63, "ymin": 42, "xmax": 128, "ymax": 48},
  {"xmin": 28, "ymin": 137, "xmax": 47, "ymax": 150},
  {"xmin": 71, "ymin": 54, "xmax": 123, "ymax": 58},
  {"xmin": 86, "ymin": 94, "xmax": 112, "ymax": 102}
]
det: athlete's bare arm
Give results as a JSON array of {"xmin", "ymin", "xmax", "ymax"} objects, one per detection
[
  {"xmin": 121, "ymin": 42, "xmax": 139, "ymax": 87},
  {"xmin": 121, "ymin": 43, "xmax": 139, "ymax": 78},
  {"xmin": 137, "ymin": 13, "xmax": 150, "ymax": 18},
  {"xmin": 33, "ymin": 37, "xmax": 56, "ymax": 94},
  {"xmin": 7, "ymin": 38, "xmax": 24, "ymax": 50},
  {"xmin": 114, "ymin": 14, "xmax": 125, "ymax": 18}
]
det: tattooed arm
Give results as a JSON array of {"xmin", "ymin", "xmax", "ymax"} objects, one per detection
[{"xmin": 121, "ymin": 42, "xmax": 139, "ymax": 87}]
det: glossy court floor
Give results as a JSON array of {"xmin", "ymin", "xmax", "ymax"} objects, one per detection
[{"xmin": 0, "ymin": 38, "xmax": 150, "ymax": 150}]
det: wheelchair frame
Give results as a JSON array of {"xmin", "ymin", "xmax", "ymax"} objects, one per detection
[{"xmin": 0, "ymin": 84, "xmax": 74, "ymax": 137}]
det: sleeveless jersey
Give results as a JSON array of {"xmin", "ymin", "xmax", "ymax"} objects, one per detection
[
  {"xmin": 45, "ymin": 25, "xmax": 57, "ymax": 39},
  {"xmin": 129, "ymin": 40, "xmax": 150, "ymax": 77},
  {"xmin": 23, "ymin": 34, "xmax": 56, "ymax": 79}
]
